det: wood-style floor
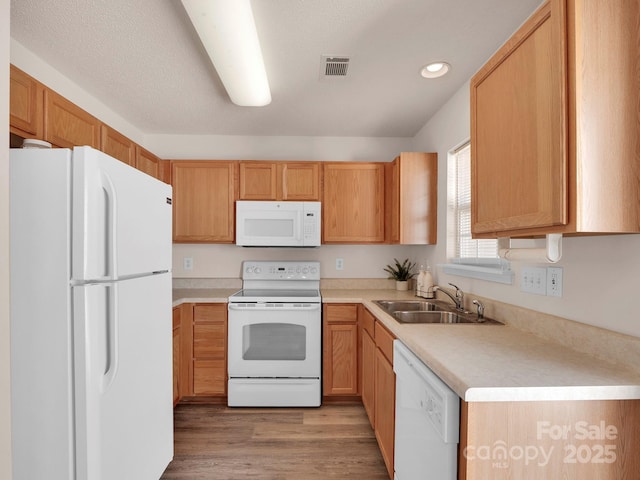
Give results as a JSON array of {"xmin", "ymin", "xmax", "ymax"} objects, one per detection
[{"xmin": 161, "ymin": 403, "xmax": 390, "ymax": 480}]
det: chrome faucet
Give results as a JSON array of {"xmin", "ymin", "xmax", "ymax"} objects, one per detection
[
  {"xmin": 472, "ymin": 299, "xmax": 485, "ymax": 322},
  {"xmin": 433, "ymin": 283, "xmax": 464, "ymax": 311}
]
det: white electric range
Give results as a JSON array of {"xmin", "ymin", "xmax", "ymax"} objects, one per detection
[{"xmin": 227, "ymin": 261, "xmax": 321, "ymax": 407}]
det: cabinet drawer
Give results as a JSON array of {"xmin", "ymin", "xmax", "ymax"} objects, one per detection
[
  {"xmin": 324, "ymin": 304, "xmax": 358, "ymax": 323},
  {"xmin": 375, "ymin": 321, "xmax": 395, "ymax": 363},
  {"xmin": 360, "ymin": 306, "xmax": 375, "ymax": 337},
  {"xmin": 194, "ymin": 304, "xmax": 227, "ymax": 323}
]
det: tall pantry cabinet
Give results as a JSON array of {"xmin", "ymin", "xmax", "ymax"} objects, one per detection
[{"xmin": 470, "ymin": 0, "xmax": 640, "ymax": 238}]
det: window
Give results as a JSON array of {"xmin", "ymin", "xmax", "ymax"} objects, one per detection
[{"xmin": 444, "ymin": 142, "xmax": 513, "ymax": 283}]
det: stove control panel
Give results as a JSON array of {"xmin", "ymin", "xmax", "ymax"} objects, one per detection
[{"xmin": 242, "ymin": 261, "xmax": 320, "ymax": 280}]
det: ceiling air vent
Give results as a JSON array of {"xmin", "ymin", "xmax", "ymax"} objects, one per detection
[{"xmin": 321, "ymin": 55, "xmax": 350, "ymax": 79}]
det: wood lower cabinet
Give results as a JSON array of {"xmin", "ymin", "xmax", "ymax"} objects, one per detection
[
  {"xmin": 471, "ymin": 0, "xmax": 640, "ymax": 237},
  {"xmin": 172, "ymin": 307, "xmax": 181, "ymax": 406},
  {"xmin": 385, "ymin": 152, "xmax": 438, "ymax": 244},
  {"xmin": 192, "ymin": 304, "xmax": 227, "ymax": 396},
  {"xmin": 459, "ymin": 399, "xmax": 640, "ymax": 479},
  {"xmin": 9, "ymin": 65, "xmax": 44, "ymax": 139},
  {"xmin": 44, "ymin": 89, "xmax": 101, "ymax": 148},
  {"xmin": 323, "ymin": 163, "xmax": 385, "ymax": 243},
  {"xmin": 359, "ymin": 305, "xmax": 376, "ymax": 427},
  {"xmin": 239, "ymin": 161, "xmax": 321, "ymax": 201},
  {"xmin": 374, "ymin": 321, "xmax": 396, "ymax": 479},
  {"xmin": 171, "ymin": 161, "xmax": 237, "ymax": 243},
  {"xmin": 101, "ymin": 124, "xmax": 135, "ymax": 166},
  {"xmin": 323, "ymin": 304, "xmax": 359, "ymax": 397}
]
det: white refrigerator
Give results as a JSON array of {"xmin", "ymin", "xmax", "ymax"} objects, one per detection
[{"xmin": 10, "ymin": 146, "xmax": 174, "ymax": 479}]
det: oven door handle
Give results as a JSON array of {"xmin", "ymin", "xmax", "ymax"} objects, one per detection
[{"xmin": 228, "ymin": 303, "xmax": 321, "ymax": 312}]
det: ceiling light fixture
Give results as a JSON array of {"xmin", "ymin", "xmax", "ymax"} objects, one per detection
[
  {"xmin": 181, "ymin": 0, "xmax": 271, "ymax": 106},
  {"xmin": 420, "ymin": 62, "xmax": 451, "ymax": 79}
]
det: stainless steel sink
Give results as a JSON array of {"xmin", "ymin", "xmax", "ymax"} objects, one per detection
[
  {"xmin": 373, "ymin": 300, "xmax": 444, "ymax": 313},
  {"xmin": 393, "ymin": 310, "xmax": 474, "ymax": 324},
  {"xmin": 373, "ymin": 299, "xmax": 502, "ymax": 325}
]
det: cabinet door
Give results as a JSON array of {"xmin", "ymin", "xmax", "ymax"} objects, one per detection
[
  {"xmin": 172, "ymin": 161, "xmax": 237, "ymax": 243},
  {"xmin": 192, "ymin": 304, "xmax": 227, "ymax": 396},
  {"xmin": 172, "ymin": 325, "xmax": 180, "ymax": 406},
  {"xmin": 44, "ymin": 89, "xmax": 101, "ymax": 148},
  {"xmin": 239, "ymin": 161, "xmax": 277, "ymax": 200},
  {"xmin": 323, "ymin": 304, "xmax": 359, "ymax": 397},
  {"xmin": 9, "ymin": 65, "xmax": 43, "ymax": 138},
  {"xmin": 100, "ymin": 124, "xmax": 135, "ymax": 166},
  {"xmin": 279, "ymin": 162, "xmax": 321, "ymax": 201},
  {"xmin": 136, "ymin": 146, "xmax": 161, "ymax": 180},
  {"xmin": 323, "ymin": 163, "xmax": 385, "ymax": 243},
  {"xmin": 385, "ymin": 152, "xmax": 438, "ymax": 245},
  {"xmin": 361, "ymin": 326, "xmax": 376, "ymax": 427},
  {"xmin": 375, "ymin": 347, "xmax": 395, "ymax": 479},
  {"xmin": 470, "ymin": 1, "xmax": 567, "ymax": 235}
]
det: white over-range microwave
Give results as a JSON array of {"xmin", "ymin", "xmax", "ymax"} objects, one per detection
[{"xmin": 235, "ymin": 201, "xmax": 321, "ymax": 247}]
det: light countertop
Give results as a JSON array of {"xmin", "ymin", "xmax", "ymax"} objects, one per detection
[{"xmin": 173, "ymin": 287, "xmax": 640, "ymax": 403}]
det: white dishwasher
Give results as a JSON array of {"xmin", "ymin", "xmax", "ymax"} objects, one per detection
[{"xmin": 393, "ymin": 340, "xmax": 460, "ymax": 480}]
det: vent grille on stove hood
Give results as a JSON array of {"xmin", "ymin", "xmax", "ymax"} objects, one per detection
[{"xmin": 320, "ymin": 55, "xmax": 350, "ymax": 78}]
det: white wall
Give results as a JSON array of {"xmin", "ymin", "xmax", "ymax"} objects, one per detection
[
  {"xmin": 173, "ymin": 244, "xmax": 426, "ymax": 279},
  {"xmin": 412, "ymin": 82, "xmax": 640, "ymax": 339},
  {"xmin": 146, "ymin": 134, "xmax": 409, "ymax": 162},
  {"xmin": 2, "ymin": 0, "xmax": 13, "ymax": 475}
]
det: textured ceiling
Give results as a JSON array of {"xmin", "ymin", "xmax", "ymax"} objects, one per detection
[{"xmin": 10, "ymin": 0, "xmax": 542, "ymax": 137}]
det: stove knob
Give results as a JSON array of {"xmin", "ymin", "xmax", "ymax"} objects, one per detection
[
  {"xmin": 245, "ymin": 266, "xmax": 253, "ymax": 273},
  {"xmin": 302, "ymin": 267, "xmax": 309, "ymax": 274},
  {"xmin": 310, "ymin": 267, "xmax": 318, "ymax": 274},
  {"xmin": 254, "ymin": 267, "xmax": 262, "ymax": 274}
]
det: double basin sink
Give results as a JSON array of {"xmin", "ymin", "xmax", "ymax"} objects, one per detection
[{"xmin": 373, "ymin": 299, "xmax": 502, "ymax": 325}]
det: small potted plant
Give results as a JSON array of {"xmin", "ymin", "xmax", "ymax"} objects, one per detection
[{"xmin": 384, "ymin": 258, "xmax": 416, "ymax": 291}]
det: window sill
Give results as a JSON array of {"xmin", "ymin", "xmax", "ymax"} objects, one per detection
[{"xmin": 441, "ymin": 263, "xmax": 514, "ymax": 284}]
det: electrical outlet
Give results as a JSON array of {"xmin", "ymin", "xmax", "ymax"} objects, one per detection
[
  {"xmin": 521, "ymin": 267, "xmax": 547, "ymax": 295},
  {"xmin": 547, "ymin": 267, "xmax": 563, "ymax": 297},
  {"xmin": 335, "ymin": 258, "xmax": 344, "ymax": 270},
  {"xmin": 183, "ymin": 257, "xmax": 193, "ymax": 271}
]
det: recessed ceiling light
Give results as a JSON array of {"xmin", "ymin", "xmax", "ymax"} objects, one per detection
[{"xmin": 420, "ymin": 62, "xmax": 451, "ymax": 79}]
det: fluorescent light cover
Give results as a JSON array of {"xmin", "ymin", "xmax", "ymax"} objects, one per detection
[
  {"xmin": 181, "ymin": 0, "xmax": 271, "ymax": 106},
  {"xmin": 420, "ymin": 62, "xmax": 451, "ymax": 79}
]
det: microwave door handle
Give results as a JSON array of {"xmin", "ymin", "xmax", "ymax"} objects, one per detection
[{"xmin": 296, "ymin": 210, "xmax": 302, "ymax": 241}]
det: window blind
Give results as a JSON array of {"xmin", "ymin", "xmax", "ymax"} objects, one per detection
[{"xmin": 451, "ymin": 143, "xmax": 498, "ymax": 259}]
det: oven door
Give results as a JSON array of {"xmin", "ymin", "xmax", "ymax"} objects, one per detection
[{"xmin": 227, "ymin": 303, "xmax": 321, "ymax": 378}]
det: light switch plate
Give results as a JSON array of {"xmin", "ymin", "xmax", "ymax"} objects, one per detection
[
  {"xmin": 335, "ymin": 258, "xmax": 344, "ymax": 270},
  {"xmin": 521, "ymin": 267, "xmax": 547, "ymax": 295}
]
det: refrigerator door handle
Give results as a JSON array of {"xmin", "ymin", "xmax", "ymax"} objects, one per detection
[
  {"xmin": 102, "ymin": 284, "xmax": 119, "ymax": 392},
  {"xmin": 100, "ymin": 172, "xmax": 118, "ymax": 280}
]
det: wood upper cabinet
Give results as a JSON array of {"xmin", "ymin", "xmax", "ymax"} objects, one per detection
[
  {"xmin": 192, "ymin": 304, "xmax": 227, "ymax": 396},
  {"xmin": 171, "ymin": 161, "xmax": 237, "ymax": 243},
  {"xmin": 100, "ymin": 124, "xmax": 135, "ymax": 166},
  {"xmin": 323, "ymin": 304, "xmax": 359, "ymax": 397},
  {"xmin": 385, "ymin": 152, "xmax": 438, "ymax": 244},
  {"xmin": 471, "ymin": 0, "xmax": 640, "ymax": 237},
  {"xmin": 10, "ymin": 65, "xmax": 44, "ymax": 139},
  {"xmin": 44, "ymin": 89, "xmax": 101, "ymax": 148},
  {"xmin": 239, "ymin": 161, "xmax": 321, "ymax": 201},
  {"xmin": 323, "ymin": 163, "xmax": 385, "ymax": 243},
  {"xmin": 135, "ymin": 146, "xmax": 161, "ymax": 180}
]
